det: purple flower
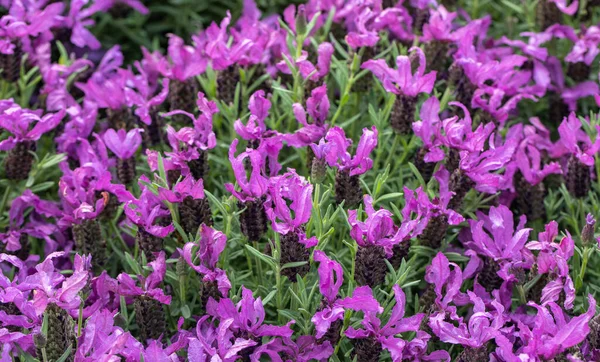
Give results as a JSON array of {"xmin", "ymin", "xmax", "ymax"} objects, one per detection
[
  {"xmin": 40, "ymin": 57, "xmax": 93, "ymax": 111},
  {"xmin": 117, "ymin": 251, "xmax": 171, "ymax": 305},
  {"xmin": 548, "ymin": 0, "xmax": 579, "ymax": 15},
  {"xmin": 321, "ymin": 126, "xmax": 378, "ymax": 176},
  {"xmin": 207, "ymin": 287, "xmax": 295, "ymax": 340},
  {"xmin": 160, "ymin": 34, "xmax": 206, "ymax": 82},
  {"xmin": 75, "ymin": 309, "xmax": 131, "ymax": 361},
  {"xmin": 312, "ymin": 250, "xmax": 382, "ymax": 339},
  {"xmin": 458, "ymin": 131, "xmax": 518, "ymax": 194},
  {"xmin": 526, "ymin": 222, "xmax": 576, "ymax": 309},
  {"xmin": 519, "ymin": 294, "xmax": 596, "ymax": 359},
  {"xmin": 348, "ymin": 195, "xmax": 404, "ymax": 256},
  {"xmin": 438, "ymin": 102, "xmax": 495, "ymax": 154},
  {"xmin": 250, "ymin": 335, "xmax": 333, "ymax": 362},
  {"xmin": 565, "ymin": 25, "xmax": 600, "ymax": 66},
  {"xmin": 472, "ymin": 87, "xmax": 536, "ymax": 126},
  {"xmin": 187, "ymin": 316, "xmax": 257, "ymax": 362},
  {"xmin": 425, "ymin": 253, "xmax": 470, "ymax": 312},
  {"xmin": 345, "ymin": 8, "xmax": 379, "ymax": 49},
  {"xmin": 277, "ymin": 42, "xmax": 334, "ymax": 82},
  {"xmin": 345, "ymin": 285, "xmax": 423, "ymax": 362},
  {"xmin": 124, "ymin": 184, "xmax": 174, "ymax": 238},
  {"xmin": 413, "ymin": 96, "xmax": 445, "ymax": 163},
  {"xmin": 27, "ymin": 252, "xmax": 90, "ymax": 315},
  {"xmin": 460, "ymin": 205, "xmax": 533, "ymax": 280},
  {"xmin": 126, "ymin": 68, "xmax": 170, "ymax": 126},
  {"xmin": 546, "ymin": 56, "xmax": 599, "ymax": 110},
  {"xmin": 200, "ymin": 12, "xmax": 257, "ymax": 70},
  {"xmin": 0, "ymin": 102, "xmax": 65, "ymax": 151},
  {"xmin": 182, "ymin": 225, "xmax": 231, "ymax": 297},
  {"xmin": 233, "ymin": 90, "xmax": 271, "ymax": 141},
  {"xmin": 163, "ymin": 92, "xmax": 218, "ymax": 150},
  {"xmin": 102, "ymin": 128, "xmax": 143, "ymax": 160},
  {"xmin": 265, "ymin": 170, "xmax": 317, "ymax": 247},
  {"xmin": 429, "ymin": 291, "xmax": 507, "ymax": 351},
  {"xmin": 551, "ymin": 112, "xmax": 600, "ymax": 167},
  {"xmin": 421, "ymin": 5, "xmax": 459, "ymax": 42},
  {"xmin": 225, "ymin": 139, "xmax": 269, "ymax": 202},
  {"xmin": 362, "ymin": 47, "xmax": 436, "ymax": 97},
  {"xmin": 511, "ymin": 123, "xmax": 562, "ymax": 185},
  {"xmin": 284, "ymin": 85, "xmax": 330, "ymax": 148}
]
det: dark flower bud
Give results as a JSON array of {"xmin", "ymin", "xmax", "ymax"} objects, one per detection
[
  {"xmin": 72, "ymin": 219, "xmax": 106, "ymax": 269},
  {"xmin": 134, "ymin": 296, "xmax": 166, "ymax": 345},
  {"xmin": 390, "ymin": 94, "xmax": 417, "ymax": 135},
  {"xmin": 280, "ymin": 232, "xmax": 310, "ymax": 282},
  {"xmin": 136, "ymin": 228, "xmax": 163, "ymax": 261},
  {"xmin": 239, "ymin": 196, "xmax": 268, "ymax": 242},
  {"xmin": 335, "ymin": 169, "xmax": 363, "ymax": 208},
  {"xmin": 168, "ymin": 79, "xmax": 199, "ymax": 124},
  {"xmin": 456, "ymin": 346, "xmax": 489, "ymax": 362},
  {"xmin": 217, "ymin": 65, "xmax": 240, "ymax": 106},
  {"xmin": 566, "ymin": 155, "xmax": 591, "ymax": 198},
  {"xmin": 352, "ymin": 337, "xmax": 382, "ymax": 362},
  {"xmin": 189, "ymin": 150, "xmax": 210, "ymax": 181},
  {"xmin": 0, "ymin": 41, "xmax": 22, "ymax": 83},
  {"xmin": 180, "ymin": 196, "xmax": 212, "ymax": 235},
  {"xmin": 4, "ymin": 141, "xmax": 36, "ymax": 181},
  {"xmin": 355, "ymin": 245, "xmax": 387, "ymax": 287},
  {"xmin": 419, "ymin": 214, "xmax": 449, "ymax": 249},
  {"xmin": 44, "ymin": 304, "xmax": 75, "ymax": 362},
  {"xmin": 582, "ymin": 214, "xmax": 596, "ymax": 247},
  {"xmin": 117, "ymin": 157, "xmax": 136, "ymax": 185}
]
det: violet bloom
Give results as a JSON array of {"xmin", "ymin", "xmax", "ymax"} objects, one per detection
[
  {"xmin": 460, "ymin": 205, "xmax": 533, "ymax": 289},
  {"xmin": 311, "ymin": 250, "xmax": 383, "ymax": 340},
  {"xmin": 0, "ymin": 102, "xmax": 65, "ymax": 151},
  {"xmin": 76, "ymin": 57, "xmax": 133, "ymax": 111},
  {"xmin": 345, "ymin": 285, "xmax": 424, "ymax": 362},
  {"xmin": 457, "ymin": 130, "xmax": 518, "ymax": 194},
  {"xmin": 345, "ymin": 8, "xmax": 379, "ymax": 49},
  {"xmin": 187, "ymin": 316, "xmax": 258, "ymax": 362},
  {"xmin": 159, "ymin": 34, "xmax": 206, "ymax": 82},
  {"xmin": 546, "ymin": 56, "xmax": 599, "ymax": 110},
  {"xmin": 551, "ymin": 112, "xmax": 600, "ymax": 167},
  {"xmin": 421, "ymin": 5, "xmax": 461, "ymax": 43},
  {"xmin": 250, "ymin": 335, "xmax": 334, "ymax": 362},
  {"xmin": 27, "ymin": 252, "xmax": 90, "ymax": 315},
  {"xmin": 277, "ymin": 42, "xmax": 334, "ymax": 83},
  {"xmin": 117, "ymin": 251, "xmax": 171, "ymax": 305},
  {"xmin": 265, "ymin": 170, "xmax": 317, "ymax": 247},
  {"xmin": 526, "ymin": 221, "xmax": 576, "ymax": 309},
  {"xmin": 0, "ymin": 190, "xmax": 61, "ymax": 255},
  {"xmin": 163, "ymin": 92, "xmax": 218, "ymax": 151},
  {"xmin": 518, "ymin": 295, "xmax": 596, "ymax": 360},
  {"xmin": 348, "ymin": 195, "xmax": 404, "ymax": 257},
  {"xmin": 58, "ymin": 169, "xmax": 108, "ymax": 226},
  {"xmin": 284, "ymin": 85, "xmax": 330, "ymax": 148},
  {"xmin": 565, "ymin": 25, "xmax": 600, "ymax": 67},
  {"xmin": 425, "ymin": 253, "xmax": 476, "ymax": 313},
  {"xmin": 412, "ymin": 96, "xmax": 446, "ymax": 163},
  {"xmin": 547, "ymin": 0, "xmax": 579, "ymax": 15},
  {"xmin": 428, "ymin": 291, "xmax": 507, "ymax": 356},
  {"xmin": 233, "ymin": 90, "xmax": 272, "ymax": 142},
  {"xmin": 75, "ymin": 309, "xmax": 132, "ymax": 361},
  {"xmin": 124, "ymin": 184, "xmax": 174, "ymax": 238},
  {"xmin": 103, "ymin": 128, "xmax": 143, "ymax": 160},
  {"xmin": 182, "ymin": 224, "xmax": 231, "ymax": 300},
  {"xmin": 126, "ymin": 65, "xmax": 170, "ymax": 126},
  {"xmin": 39, "ymin": 55, "xmax": 93, "ymax": 112},
  {"xmin": 472, "ymin": 87, "xmax": 536, "ymax": 127},
  {"xmin": 322, "ymin": 126, "xmax": 378, "ymax": 177},
  {"xmin": 62, "ymin": 0, "xmax": 102, "ymax": 50},
  {"xmin": 225, "ymin": 139, "xmax": 269, "ymax": 202},
  {"xmin": 206, "ymin": 287, "xmax": 294, "ymax": 351},
  {"xmin": 362, "ymin": 47, "xmax": 436, "ymax": 97},
  {"xmin": 201, "ymin": 12, "xmax": 256, "ymax": 71}
]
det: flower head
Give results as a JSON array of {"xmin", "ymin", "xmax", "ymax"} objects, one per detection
[
  {"xmin": 265, "ymin": 170, "xmax": 317, "ymax": 247},
  {"xmin": 0, "ymin": 102, "xmax": 65, "ymax": 150},
  {"xmin": 103, "ymin": 128, "xmax": 143, "ymax": 160},
  {"xmin": 322, "ymin": 126, "xmax": 378, "ymax": 176},
  {"xmin": 362, "ymin": 47, "xmax": 436, "ymax": 97},
  {"xmin": 225, "ymin": 139, "xmax": 269, "ymax": 202}
]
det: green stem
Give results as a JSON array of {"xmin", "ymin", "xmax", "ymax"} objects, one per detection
[
  {"xmin": 275, "ymin": 234, "xmax": 283, "ymax": 323},
  {"xmin": 0, "ymin": 184, "xmax": 13, "ymax": 218},
  {"xmin": 384, "ymin": 135, "xmax": 401, "ymax": 168}
]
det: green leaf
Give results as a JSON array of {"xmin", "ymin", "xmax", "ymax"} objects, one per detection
[
  {"xmin": 181, "ymin": 304, "xmax": 191, "ymax": 319},
  {"xmin": 54, "ymin": 345, "xmax": 73, "ymax": 362},
  {"xmin": 245, "ymin": 244, "xmax": 277, "ymax": 270},
  {"xmin": 407, "ymin": 162, "xmax": 427, "ymax": 190},
  {"xmin": 204, "ymin": 190, "xmax": 228, "ymax": 218},
  {"xmin": 124, "ymin": 252, "xmax": 142, "ymax": 275},
  {"xmin": 281, "ymin": 261, "xmax": 309, "ymax": 270}
]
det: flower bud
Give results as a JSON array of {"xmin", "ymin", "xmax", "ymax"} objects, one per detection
[
  {"xmin": 295, "ymin": 5, "xmax": 307, "ymax": 37},
  {"xmin": 582, "ymin": 214, "xmax": 596, "ymax": 246}
]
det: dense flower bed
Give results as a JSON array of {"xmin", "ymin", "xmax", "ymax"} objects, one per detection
[{"xmin": 1, "ymin": 0, "xmax": 600, "ymax": 361}]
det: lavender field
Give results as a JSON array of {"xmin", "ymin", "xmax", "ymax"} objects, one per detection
[{"xmin": 1, "ymin": 0, "xmax": 600, "ymax": 361}]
